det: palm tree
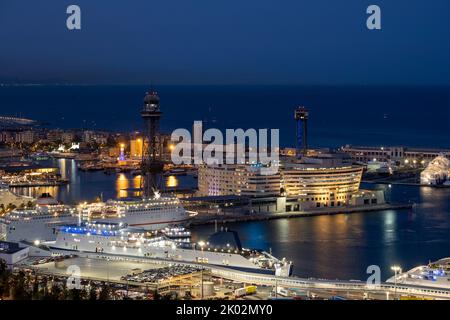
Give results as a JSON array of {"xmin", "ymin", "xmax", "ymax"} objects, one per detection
[
  {"xmin": 88, "ymin": 286, "xmax": 97, "ymax": 300},
  {"xmin": 6, "ymin": 203, "xmax": 16, "ymax": 213},
  {"xmin": 49, "ymin": 283, "xmax": 62, "ymax": 300},
  {"xmin": 98, "ymin": 283, "xmax": 111, "ymax": 300},
  {"xmin": 68, "ymin": 288, "xmax": 82, "ymax": 300},
  {"xmin": 11, "ymin": 271, "xmax": 31, "ymax": 300},
  {"xmin": 0, "ymin": 259, "xmax": 11, "ymax": 298},
  {"xmin": 32, "ymin": 274, "xmax": 40, "ymax": 300}
]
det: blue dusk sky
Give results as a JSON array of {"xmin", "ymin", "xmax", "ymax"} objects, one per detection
[{"xmin": 0, "ymin": 0, "xmax": 449, "ymax": 85}]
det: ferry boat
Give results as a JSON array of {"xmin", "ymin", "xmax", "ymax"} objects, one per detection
[
  {"xmin": 1, "ymin": 192, "xmax": 192, "ymax": 243},
  {"xmin": 46, "ymin": 222, "xmax": 293, "ymax": 276}
]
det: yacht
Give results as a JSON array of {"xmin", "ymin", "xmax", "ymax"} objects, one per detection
[{"xmin": 78, "ymin": 194, "xmax": 192, "ymax": 230}]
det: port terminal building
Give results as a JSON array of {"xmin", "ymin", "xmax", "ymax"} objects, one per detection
[
  {"xmin": 420, "ymin": 155, "xmax": 450, "ymax": 185},
  {"xmin": 341, "ymin": 145, "xmax": 450, "ymax": 165}
]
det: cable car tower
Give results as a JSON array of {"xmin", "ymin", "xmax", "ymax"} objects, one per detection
[
  {"xmin": 140, "ymin": 90, "xmax": 164, "ymax": 197},
  {"xmin": 294, "ymin": 106, "xmax": 309, "ymax": 157}
]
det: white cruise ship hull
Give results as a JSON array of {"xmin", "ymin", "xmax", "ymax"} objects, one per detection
[
  {"xmin": 0, "ymin": 216, "xmax": 78, "ymax": 243},
  {"xmin": 98, "ymin": 207, "xmax": 189, "ymax": 230},
  {"xmin": 2, "ymin": 196, "xmax": 191, "ymax": 242},
  {"xmin": 1, "ymin": 210, "xmax": 189, "ymax": 243}
]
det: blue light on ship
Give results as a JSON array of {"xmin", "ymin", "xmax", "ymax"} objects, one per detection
[{"xmin": 61, "ymin": 225, "xmax": 117, "ymax": 237}]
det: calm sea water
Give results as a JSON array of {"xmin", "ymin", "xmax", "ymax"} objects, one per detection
[{"xmin": 1, "ymin": 85, "xmax": 450, "ymax": 148}]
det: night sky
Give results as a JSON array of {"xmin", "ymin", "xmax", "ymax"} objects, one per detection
[{"xmin": 0, "ymin": 0, "xmax": 449, "ymax": 85}]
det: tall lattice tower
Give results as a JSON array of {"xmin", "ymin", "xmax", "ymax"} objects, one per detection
[
  {"xmin": 141, "ymin": 90, "xmax": 164, "ymax": 197},
  {"xmin": 294, "ymin": 106, "xmax": 309, "ymax": 157}
]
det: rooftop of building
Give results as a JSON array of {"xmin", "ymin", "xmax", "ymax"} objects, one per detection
[
  {"xmin": 0, "ymin": 241, "xmax": 27, "ymax": 254},
  {"xmin": 282, "ymin": 152, "xmax": 358, "ymax": 170}
]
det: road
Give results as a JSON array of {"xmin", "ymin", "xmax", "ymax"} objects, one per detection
[{"xmin": 21, "ymin": 253, "xmax": 450, "ymax": 300}]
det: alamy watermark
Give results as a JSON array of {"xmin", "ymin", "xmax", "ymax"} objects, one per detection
[
  {"xmin": 65, "ymin": 4, "xmax": 381, "ymax": 31},
  {"xmin": 170, "ymin": 121, "xmax": 280, "ymax": 175},
  {"xmin": 367, "ymin": 5, "xmax": 382, "ymax": 30},
  {"xmin": 66, "ymin": 5, "xmax": 81, "ymax": 30},
  {"xmin": 366, "ymin": 265, "xmax": 381, "ymax": 287},
  {"xmin": 66, "ymin": 265, "xmax": 81, "ymax": 290}
]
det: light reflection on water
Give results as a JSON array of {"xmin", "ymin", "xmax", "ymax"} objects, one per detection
[
  {"xmin": 116, "ymin": 173, "xmax": 129, "ymax": 198},
  {"xmin": 166, "ymin": 175, "xmax": 178, "ymax": 188}
]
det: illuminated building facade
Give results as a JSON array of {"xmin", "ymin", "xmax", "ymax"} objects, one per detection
[
  {"xmin": 130, "ymin": 138, "xmax": 143, "ymax": 158},
  {"xmin": 281, "ymin": 158, "xmax": 363, "ymax": 209},
  {"xmin": 196, "ymin": 153, "xmax": 379, "ymax": 211},
  {"xmin": 198, "ymin": 155, "xmax": 363, "ymax": 203},
  {"xmin": 197, "ymin": 164, "xmax": 281, "ymax": 198}
]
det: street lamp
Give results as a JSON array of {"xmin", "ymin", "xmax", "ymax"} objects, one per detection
[
  {"xmin": 198, "ymin": 241, "xmax": 205, "ymax": 262},
  {"xmin": 391, "ymin": 265, "xmax": 402, "ymax": 300}
]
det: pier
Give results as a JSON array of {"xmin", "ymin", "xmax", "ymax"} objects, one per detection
[
  {"xmin": 189, "ymin": 202, "xmax": 413, "ymax": 226},
  {"xmin": 8, "ymin": 179, "xmax": 69, "ymax": 187}
]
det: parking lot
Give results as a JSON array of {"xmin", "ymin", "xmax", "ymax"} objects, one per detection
[
  {"xmin": 121, "ymin": 264, "xmax": 205, "ymax": 283},
  {"xmin": 27, "ymin": 256, "xmax": 166, "ymax": 282}
]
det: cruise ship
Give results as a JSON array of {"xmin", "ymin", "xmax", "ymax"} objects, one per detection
[
  {"xmin": 1, "ymin": 192, "xmax": 192, "ymax": 243},
  {"xmin": 45, "ymin": 222, "xmax": 293, "ymax": 277}
]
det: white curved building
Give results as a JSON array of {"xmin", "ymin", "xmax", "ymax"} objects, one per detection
[{"xmin": 281, "ymin": 156, "xmax": 364, "ymax": 210}]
